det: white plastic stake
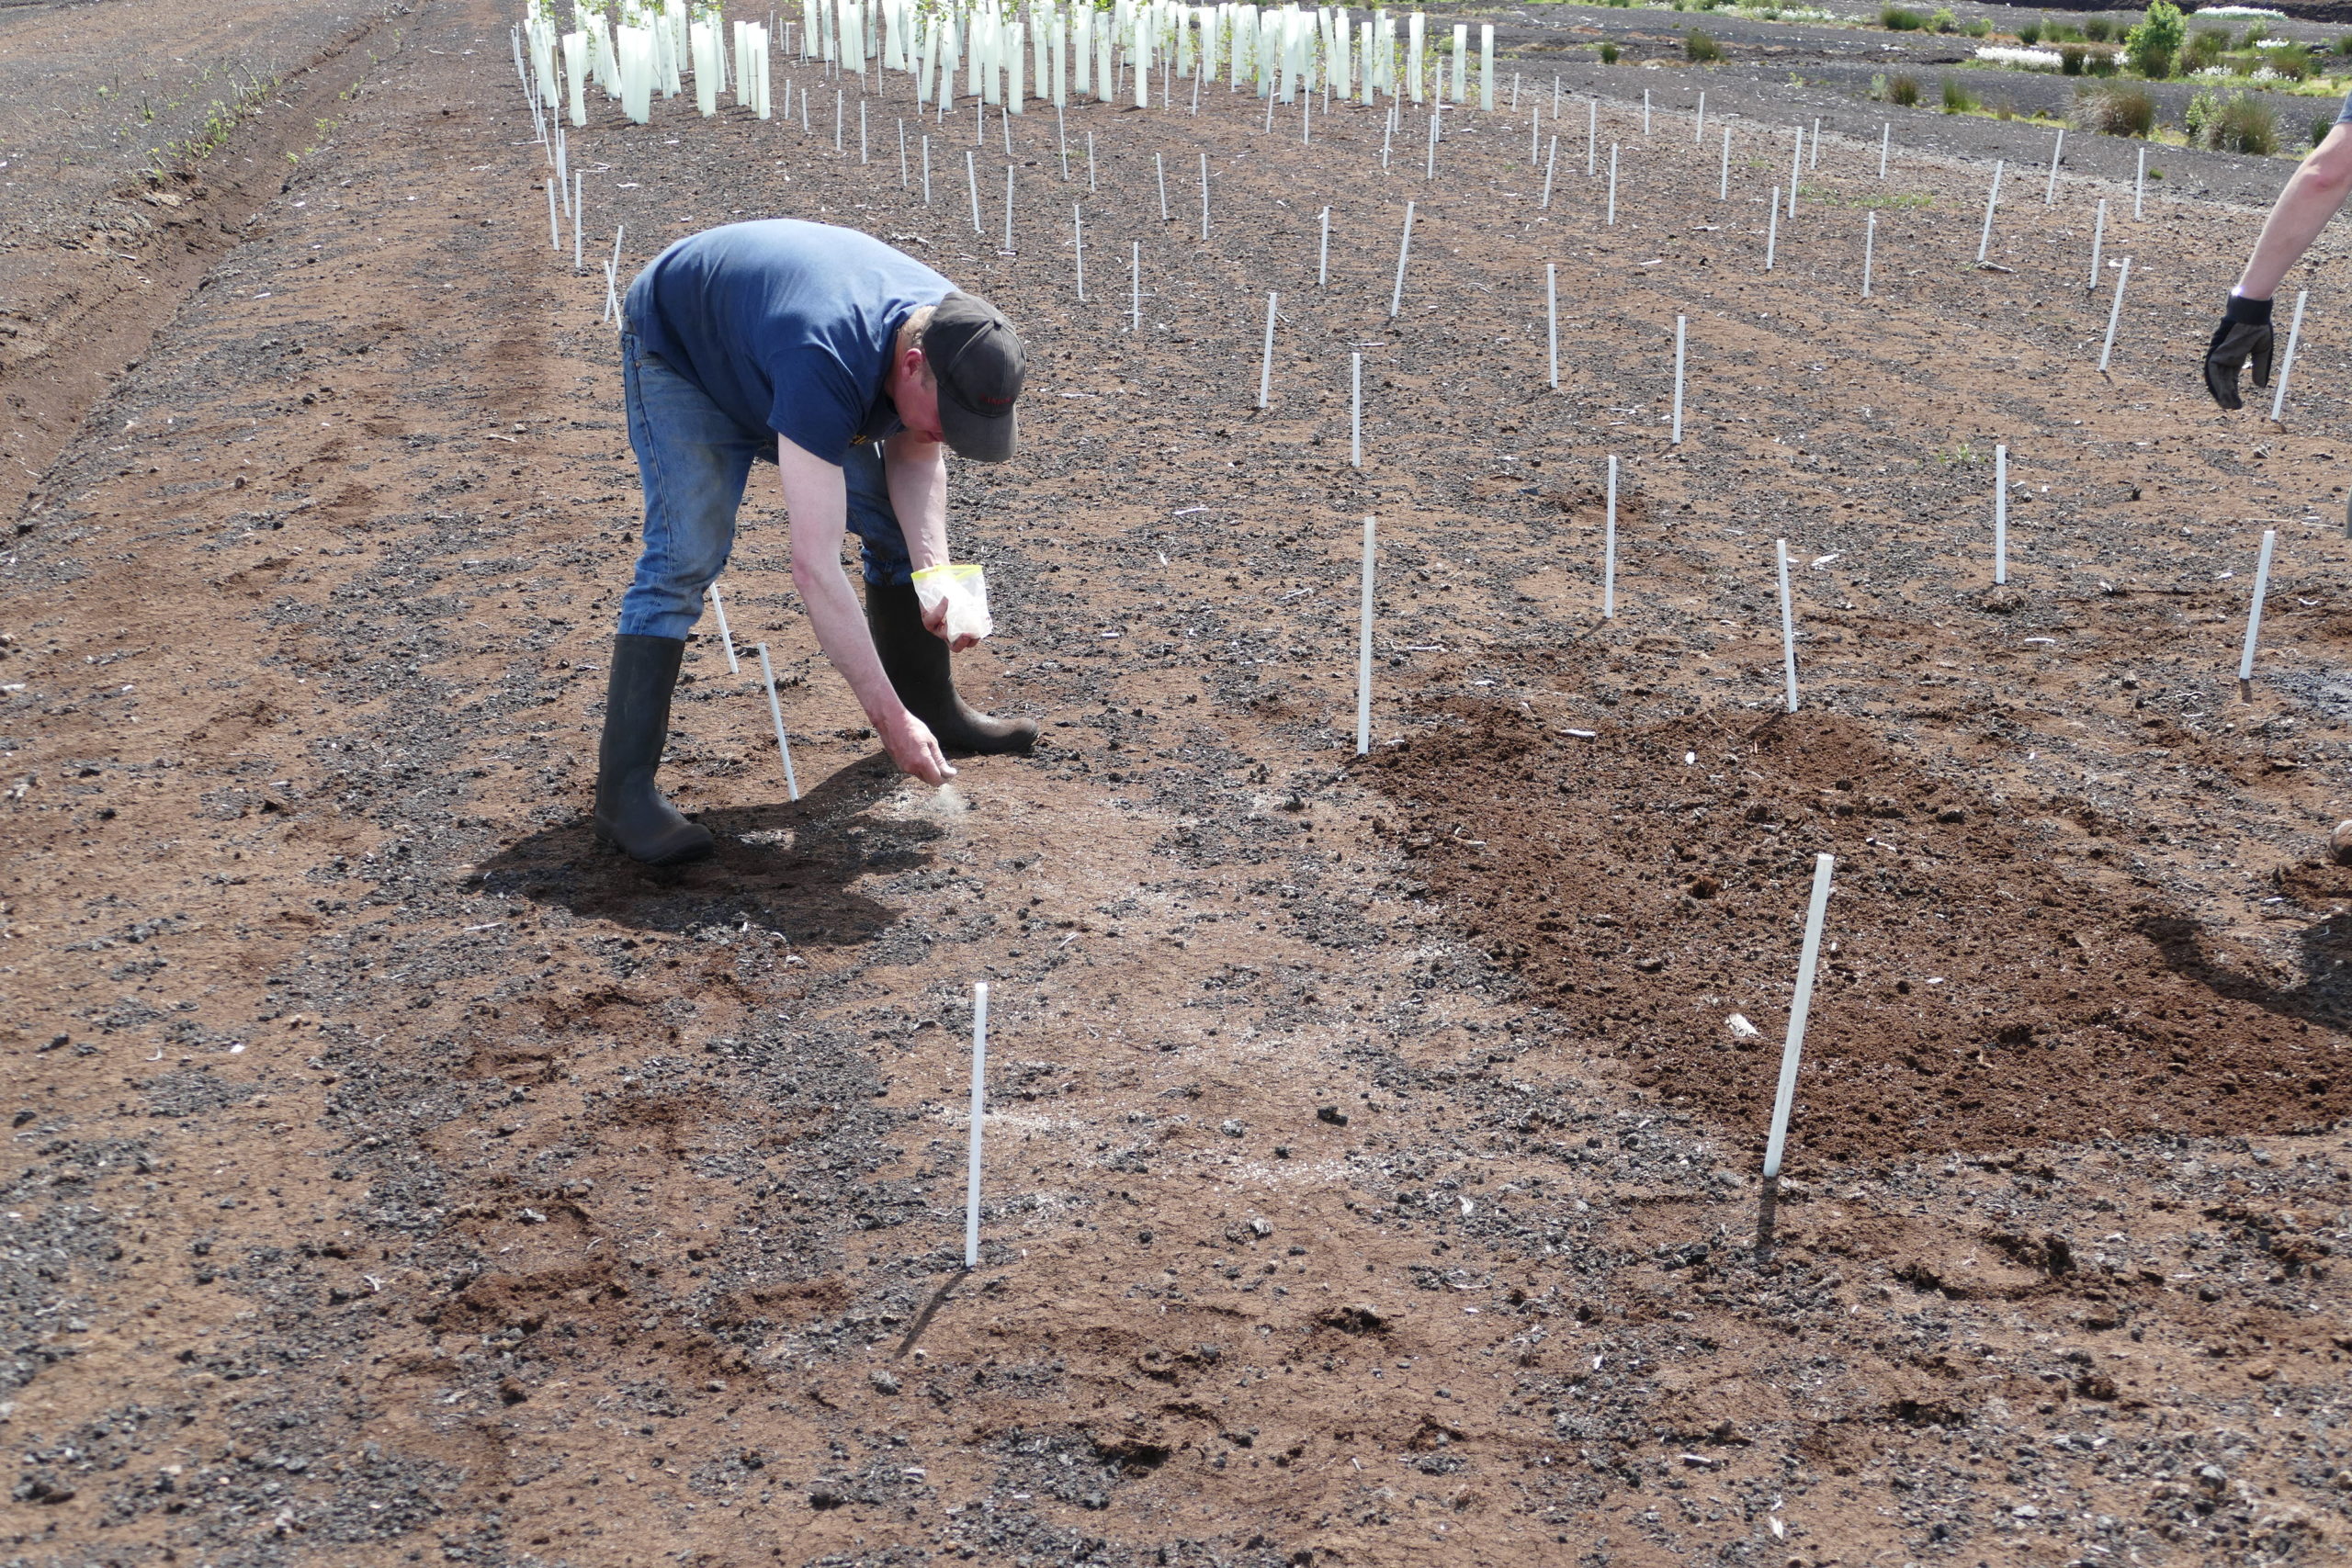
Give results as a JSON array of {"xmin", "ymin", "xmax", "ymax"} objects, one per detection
[
  {"xmin": 1670, "ymin": 316, "xmax": 1687, "ymax": 444},
  {"xmin": 922, "ymin": 135, "xmax": 933, "ymax": 203},
  {"xmin": 899, "ymin": 118, "xmax": 910, "ymax": 186},
  {"xmin": 1789, "ymin": 126, "xmax": 1802, "ymax": 212},
  {"xmin": 1994, "ymin": 444, "xmax": 2008, "ymax": 586},
  {"xmin": 1199, "ymin": 152, "xmax": 1210, "ymax": 241},
  {"xmin": 1541, "ymin": 135, "xmax": 1558, "ymax": 209},
  {"xmin": 1861, "ymin": 210, "xmax": 1876, "ymax": 298},
  {"xmin": 1057, "ymin": 107, "xmax": 1069, "ymax": 180},
  {"xmin": 1003, "ymin": 164, "xmax": 1015, "ymax": 252},
  {"xmin": 2087, "ymin": 198, "xmax": 2106, "ymax": 288},
  {"xmin": 1350, "ymin": 353, "xmax": 1365, "ymax": 467},
  {"xmin": 1603, "ymin": 454, "xmax": 1618, "ymax": 619},
  {"xmin": 1606, "ymin": 143, "xmax": 1618, "ymax": 225},
  {"xmin": 1587, "ymin": 96, "xmax": 1596, "ymax": 176},
  {"xmin": 754, "ymin": 642, "xmax": 800, "ymax": 801},
  {"xmin": 1695, "ymin": 91, "xmax": 1706, "ymax": 144},
  {"xmin": 572, "ymin": 171, "xmax": 583, "ymax": 270},
  {"xmin": 1546, "ymin": 264, "xmax": 1559, "ymax": 390},
  {"xmin": 1088, "ymin": 130, "xmax": 1096, "ymax": 191},
  {"xmin": 1425, "ymin": 107, "xmax": 1438, "ymax": 179},
  {"xmin": 1073, "ymin": 204, "xmax": 1085, "ymax": 300},
  {"xmin": 1355, "ymin": 516, "xmax": 1376, "ymax": 754},
  {"xmin": 1258, "ymin": 291, "xmax": 1278, "ymax": 408},
  {"xmin": 964, "ymin": 981, "xmax": 989, "ymax": 1269},
  {"xmin": 967, "ymin": 149, "xmax": 982, "ymax": 232},
  {"xmin": 709, "ymin": 581, "xmax": 741, "ymax": 673},
  {"xmin": 1760, "ymin": 853, "xmax": 1835, "ymax": 1182},
  {"xmin": 2240, "ymin": 529, "xmax": 2277, "ymax": 696},
  {"xmin": 1878, "ymin": 120, "xmax": 1889, "ymax": 179},
  {"xmin": 2098, "ymin": 256, "xmax": 2131, "ymax": 372},
  {"xmin": 1810, "ymin": 117, "xmax": 1820, "ymax": 168},
  {"xmin": 1644, "ymin": 89, "xmax": 1651, "ymax": 135},
  {"xmin": 1776, "ymin": 536, "xmax": 1798, "ymax": 713},
  {"xmin": 2269, "ymin": 289, "xmax": 2309, "ymax": 423},
  {"xmin": 1156, "ymin": 152, "xmax": 1170, "ymax": 220},
  {"xmin": 2133, "ymin": 146, "xmax": 2145, "ymax": 218},
  {"xmin": 1318, "ymin": 206, "xmax": 1330, "ymax": 287},
  {"xmin": 1766, "ymin": 190, "xmax": 1779, "ymax": 271},
  {"xmin": 546, "ymin": 176, "xmax": 560, "ymax": 250},
  {"xmin": 1389, "ymin": 200, "xmax": 1415, "ymax": 318},
  {"xmin": 2043, "ymin": 126, "xmax": 2064, "ymax": 204},
  {"xmin": 1975, "ymin": 159, "xmax": 2002, "ymax": 264},
  {"xmin": 1719, "ymin": 126, "xmax": 1731, "ymax": 199},
  {"xmin": 1131, "ymin": 241, "xmax": 1141, "ymax": 332}
]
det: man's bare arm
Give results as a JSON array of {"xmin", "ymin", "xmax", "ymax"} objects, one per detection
[
  {"xmin": 777, "ymin": 435, "xmax": 952, "ymax": 784},
  {"xmin": 881, "ymin": 430, "xmax": 978, "ymax": 651},
  {"xmin": 883, "ymin": 430, "xmax": 950, "ymax": 570}
]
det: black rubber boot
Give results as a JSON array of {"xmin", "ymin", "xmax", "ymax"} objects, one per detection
[
  {"xmin": 864, "ymin": 581, "xmax": 1039, "ymax": 755},
  {"xmin": 593, "ymin": 634, "xmax": 716, "ymax": 865}
]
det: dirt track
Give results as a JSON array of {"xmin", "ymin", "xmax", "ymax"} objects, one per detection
[{"xmin": 6, "ymin": 0, "xmax": 2352, "ymax": 1564}]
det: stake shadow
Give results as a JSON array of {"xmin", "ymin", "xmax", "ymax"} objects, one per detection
[
  {"xmin": 891, "ymin": 1269, "xmax": 969, "ymax": 1360},
  {"xmin": 474, "ymin": 754, "xmax": 944, "ymax": 946},
  {"xmin": 2136, "ymin": 911, "xmax": 2352, "ymax": 1034}
]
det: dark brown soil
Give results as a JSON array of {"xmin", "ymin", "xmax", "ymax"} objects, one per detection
[{"xmin": 1372, "ymin": 696, "xmax": 2352, "ymax": 1160}]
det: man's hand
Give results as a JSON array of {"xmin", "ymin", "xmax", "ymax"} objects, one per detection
[
  {"xmin": 2204, "ymin": 293, "xmax": 2275, "ymax": 411},
  {"xmin": 876, "ymin": 708, "xmax": 956, "ymax": 785},
  {"xmin": 920, "ymin": 595, "xmax": 981, "ymax": 653}
]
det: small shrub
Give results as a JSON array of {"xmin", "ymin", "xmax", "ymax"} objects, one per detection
[
  {"xmin": 1685, "ymin": 27, "xmax": 1722, "ymax": 61},
  {"xmin": 1887, "ymin": 72, "xmax": 1921, "ymax": 105},
  {"xmin": 2312, "ymin": 113, "xmax": 2335, "ymax": 149},
  {"xmin": 1882, "ymin": 4, "xmax": 1925, "ymax": 29},
  {"xmin": 2088, "ymin": 46, "xmax": 2119, "ymax": 76},
  {"xmin": 2016, "ymin": 20, "xmax": 2041, "ymax": 44},
  {"xmin": 1965, "ymin": 17, "xmax": 1991, "ymax": 36},
  {"xmin": 2045, "ymin": 22, "xmax": 2083, "ymax": 41},
  {"xmin": 1941, "ymin": 76, "xmax": 1974, "ymax": 112},
  {"xmin": 1930, "ymin": 7, "xmax": 1958, "ymax": 32},
  {"xmin": 1599, "ymin": 40, "xmax": 1621, "ymax": 62},
  {"xmin": 2061, "ymin": 43, "xmax": 2088, "ymax": 74},
  {"xmin": 2082, "ymin": 15, "xmax": 2114, "ymax": 41},
  {"xmin": 1996, "ymin": 96, "xmax": 2016, "ymax": 119},
  {"xmin": 2123, "ymin": 0, "xmax": 2183, "ymax": 77},
  {"xmin": 2236, "ymin": 21, "xmax": 2270, "ymax": 48},
  {"xmin": 2184, "ymin": 28, "xmax": 2229, "ymax": 72},
  {"xmin": 2262, "ymin": 43, "xmax": 2312, "ymax": 81},
  {"xmin": 2335, "ymin": 33, "xmax": 2352, "ymax": 56},
  {"xmin": 2075, "ymin": 83, "xmax": 2158, "ymax": 137},
  {"xmin": 2202, "ymin": 89, "xmax": 2277, "ymax": 153}
]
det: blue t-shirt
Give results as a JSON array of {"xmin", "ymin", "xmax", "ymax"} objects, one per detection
[{"xmin": 625, "ymin": 220, "xmax": 955, "ymax": 465}]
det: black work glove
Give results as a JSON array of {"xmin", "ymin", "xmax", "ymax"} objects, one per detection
[{"xmin": 2203, "ymin": 292, "xmax": 2274, "ymax": 411}]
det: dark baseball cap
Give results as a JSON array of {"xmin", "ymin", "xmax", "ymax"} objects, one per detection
[{"xmin": 922, "ymin": 291, "xmax": 1024, "ymax": 463}]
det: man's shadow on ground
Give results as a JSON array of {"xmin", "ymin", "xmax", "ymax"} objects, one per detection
[{"xmin": 476, "ymin": 754, "xmax": 944, "ymax": 947}]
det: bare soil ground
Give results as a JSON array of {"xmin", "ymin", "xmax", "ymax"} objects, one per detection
[{"xmin": 6, "ymin": 2, "xmax": 2352, "ymax": 1565}]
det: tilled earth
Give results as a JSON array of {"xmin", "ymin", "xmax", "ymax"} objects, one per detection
[{"xmin": 6, "ymin": 1, "xmax": 2352, "ymax": 1566}]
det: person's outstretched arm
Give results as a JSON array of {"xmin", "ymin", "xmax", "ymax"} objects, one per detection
[
  {"xmin": 2208, "ymin": 122, "xmax": 2352, "ymax": 408},
  {"xmin": 2235, "ymin": 124, "xmax": 2352, "ymax": 299},
  {"xmin": 777, "ymin": 435, "xmax": 953, "ymax": 784}
]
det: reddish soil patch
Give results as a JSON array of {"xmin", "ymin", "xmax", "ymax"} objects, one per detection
[{"xmin": 1372, "ymin": 692, "xmax": 2352, "ymax": 1161}]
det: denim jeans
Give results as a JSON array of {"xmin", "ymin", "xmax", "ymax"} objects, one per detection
[{"xmin": 616, "ymin": 325, "xmax": 912, "ymax": 642}]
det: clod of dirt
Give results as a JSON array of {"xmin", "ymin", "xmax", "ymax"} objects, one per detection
[{"xmin": 2331, "ymin": 818, "xmax": 2352, "ymax": 866}]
